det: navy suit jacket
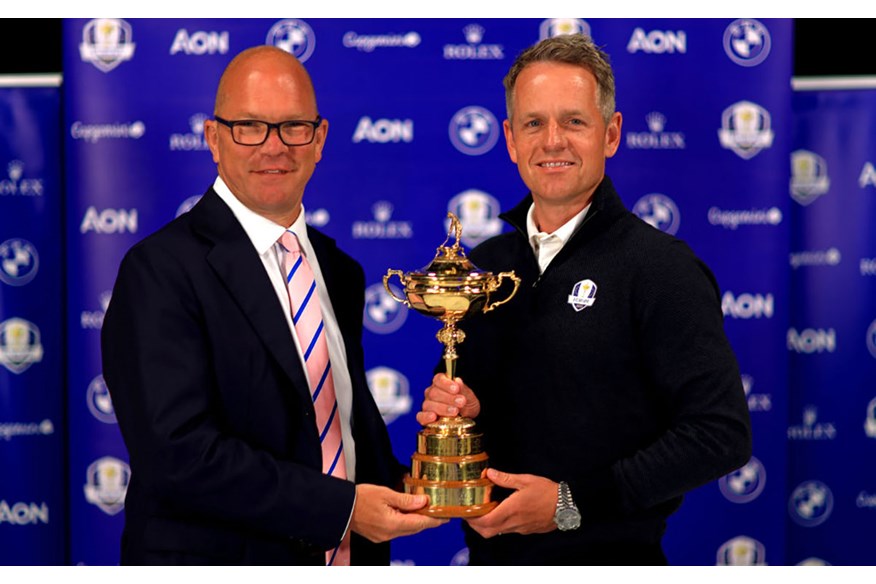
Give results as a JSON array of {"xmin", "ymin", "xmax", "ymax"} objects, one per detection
[{"xmin": 101, "ymin": 188, "xmax": 404, "ymax": 565}]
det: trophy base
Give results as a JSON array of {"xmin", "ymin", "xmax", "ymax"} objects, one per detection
[{"xmin": 404, "ymin": 476, "xmax": 496, "ymax": 518}]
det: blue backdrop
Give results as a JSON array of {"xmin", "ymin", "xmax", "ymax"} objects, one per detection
[{"xmin": 4, "ymin": 17, "xmax": 871, "ymax": 566}]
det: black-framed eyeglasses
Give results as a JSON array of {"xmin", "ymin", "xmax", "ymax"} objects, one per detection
[{"xmin": 214, "ymin": 116, "xmax": 323, "ymax": 146}]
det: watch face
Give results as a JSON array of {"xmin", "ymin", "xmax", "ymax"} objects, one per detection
[{"xmin": 557, "ymin": 508, "xmax": 581, "ymax": 531}]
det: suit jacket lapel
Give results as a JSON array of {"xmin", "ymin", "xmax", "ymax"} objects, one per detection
[{"xmin": 190, "ymin": 189, "xmax": 313, "ymax": 403}]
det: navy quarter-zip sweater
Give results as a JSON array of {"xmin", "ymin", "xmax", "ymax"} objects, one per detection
[{"xmin": 453, "ymin": 176, "xmax": 752, "ymax": 565}]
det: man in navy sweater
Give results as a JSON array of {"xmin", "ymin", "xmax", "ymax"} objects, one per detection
[{"xmin": 417, "ymin": 33, "xmax": 752, "ymax": 565}]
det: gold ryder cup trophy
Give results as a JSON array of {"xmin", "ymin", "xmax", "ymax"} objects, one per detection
[{"xmin": 383, "ymin": 213, "xmax": 520, "ymax": 517}]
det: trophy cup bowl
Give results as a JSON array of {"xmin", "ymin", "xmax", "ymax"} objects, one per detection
[{"xmin": 383, "ymin": 213, "xmax": 520, "ymax": 517}]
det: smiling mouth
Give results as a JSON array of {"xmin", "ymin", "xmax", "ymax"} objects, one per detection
[{"xmin": 538, "ymin": 161, "xmax": 574, "ymax": 169}]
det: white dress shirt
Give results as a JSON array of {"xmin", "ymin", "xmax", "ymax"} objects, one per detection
[{"xmin": 526, "ymin": 202, "xmax": 591, "ymax": 274}]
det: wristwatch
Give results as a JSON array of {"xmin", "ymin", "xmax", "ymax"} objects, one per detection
[{"xmin": 554, "ymin": 481, "xmax": 581, "ymax": 531}]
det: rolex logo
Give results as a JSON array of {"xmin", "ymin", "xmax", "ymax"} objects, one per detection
[
  {"xmin": 372, "ymin": 201, "xmax": 394, "ymax": 222},
  {"xmin": 8, "ymin": 160, "xmax": 23, "ymax": 182},
  {"xmin": 646, "ymin": 111, "xmax": 666, "ymax": 133},
  {"xmin": 463, "ymin": 24, "xmax": 484, "ymax": 44}
]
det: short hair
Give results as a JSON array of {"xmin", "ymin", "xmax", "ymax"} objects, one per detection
[{"xmin": 503, "ymin": 34, "xmax": 616, "ymax": 124}]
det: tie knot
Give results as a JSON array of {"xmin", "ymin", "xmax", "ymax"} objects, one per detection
[{"xmin": 280, "ymin": 230, "xmax": 301, "ymax": 254}]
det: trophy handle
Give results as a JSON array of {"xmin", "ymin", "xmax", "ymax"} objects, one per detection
[
  {"xmin": 483, "ymin": 272, "xmax": 521, "ymax": 313},
  {"xmin": 383, "ymin": 270, "xmax": 410, "ymax": 307}
]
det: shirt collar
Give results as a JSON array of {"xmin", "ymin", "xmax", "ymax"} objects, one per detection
[
  {"xmin": 212, "ymin": 176, "xmax": 309, "ymax": 254},
  {"xmin": 525, "ymin": 202, "xmax": 591, "ymax": 248}
]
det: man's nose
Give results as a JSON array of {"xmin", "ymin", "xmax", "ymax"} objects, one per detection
[
  {"xmin": 544, "ymin": 120, "xmax": 567, "ymax": 148},
  {"xmin": 260, "ymin": 125, "xmax": 288, "ymax": 152}
]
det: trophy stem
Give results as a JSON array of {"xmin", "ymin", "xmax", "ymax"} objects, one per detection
[{"xmin": 437, "ymin": 320, "xmax": 464, "ymax": 380}]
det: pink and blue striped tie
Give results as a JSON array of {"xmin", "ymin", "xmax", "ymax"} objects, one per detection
[{"xmin": 280, "ymin": 230, "xmax": 351, "ymax": 566}]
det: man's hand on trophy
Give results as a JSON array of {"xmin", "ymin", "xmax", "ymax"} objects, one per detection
[
  {"xmin": 416, "ymin": 373, "xmax": 481, "ymax": 425},
  {"xmin": 351, "ymin": 484, "xmax": 448, "ymax": 543},
  {"xmin": 464, "ymin": 469, "xmax": 558, "ymax": 538}
]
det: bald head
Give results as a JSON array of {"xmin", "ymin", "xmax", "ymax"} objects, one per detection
[{"xmin": 214, "ymin": 45, "xmax": 318, "ymax": 117}]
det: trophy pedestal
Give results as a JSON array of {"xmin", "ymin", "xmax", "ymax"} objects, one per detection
[{"xmin": 403, "ymin": 416, "xmax": 497, "ymax": 518}]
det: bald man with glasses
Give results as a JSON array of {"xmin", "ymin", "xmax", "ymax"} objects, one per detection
[{"xmin": 101, "ymin": 45, "xmax": 444, "ymax": 566}]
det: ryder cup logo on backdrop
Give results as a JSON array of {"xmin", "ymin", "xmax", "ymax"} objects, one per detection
[
  {"xmin": 718, "ymin": 101, "xmax": 774, "ymax": 159},
  {"xmin": 169, "ymin": 113, "xmax": 210, "ymax": 151},
  {"xmin": 87, "ymin": 375, "xmax": 117, "ymax": 424},
  {"xmin": 867, "ymin": 318, "xmax": 876, "ymax": 359},
  {"xmin": 723, "ymin": 19, "xmax": 771, "ymax": 67},
  {"xmin": 446, "ymin": 190, "xmax": 502, "ymax": 247},
  {"xmin": 84, "ymin": 456, "xmax": 130, "ymax": 516},
  {"xmin": 363, "ymin": 281, "xmax": 408, "ymax": 335},
  {"xmin": 719, "ymin": 456, "xmax": 766, "ymax": 503},
  {"xmin": 568, "ymin": 279, "xmax": 597, "ymax": 312},
  {"xmin": 789, "ymin": 480, "xmax": 833, "ymax": 527},
  {"xmin": 716, "ymin": 536, "xmax": 767, "ymax": 565},
  {"xmin": 449, "ymin": 106, "xmax": 499, "ymax": 156},
  {"xmin": 79, "ymin": 18, "xmax": 136, "ymax": 72},
  {"xmin": 366, "ymin": 367, "xmax": 412, "ymax": 424},
  {"xmin": 267, "ymin": 19, "xmax": 315, "ymax": 63},
  {"xmin": 865, "ymin": 397, "xmax": 876, "ymax": 438},
  {"xmin": 632, "ymin": 193, "xmax": 680, "ymax": 235},
  {"xmin": 0, "ymin": 318, "xmax": 43, "ymax": 374},
  {"xmin": 0, "ymin": 238, "xmax": 39, "ymax": 286},
  {"xmin": 539, "ymin": 18, "xmax": 590, "ymax": 40},
  {"xmin": 790, "ymin": 150, "xmax": 830, "ymax": 206}
]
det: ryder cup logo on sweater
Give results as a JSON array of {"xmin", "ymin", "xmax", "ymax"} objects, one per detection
[
  {"xmin": 632, "ymin": 193, "xmax": 680, "ymax": 235},
  {"xmin": 449, "ymin": 106, "xmax": 499, "ymax": 156},
  {"xmin": 789, "ymin": 480, "xmax": 833, "ymax": 527},
  {"xmin": 84, "ymin": 456, "xmax": 130, "ymax": 516},
  {"xmin": 723, "ymin": 19, "xmax": 771, "ymax": 67},
  {"xmin": 790, "ymin": 150, "xmax": 830, "ymax": 206},
  {"xmin": 568, "ymin": 279, "xmax": 597, "ymax": 312},
  {"xmin": 363, "ymin": 281, "xmax": 408, "ymax": 334},
  {"xmin": 716, "ymin": 536, "xmax": 766, "ymax": 566},
  {"xmin": 79, "ymin": 18, "xmax": 136, "ymax": 72},
  {"xmin": 719, "ymin": 456, "xmax": 766, "ymax": 503},
  {"xmin": 539, "ymin": 18, "xmax": 590, "ymax": 40},
  {"xmin": 0, "ymin": 238, "xmax": 39, "ymax": 286},
  {"xmin": 366, "ymin": 367, "xmax": 412, "ymax": 424},
  {"xmin": 267, "ymin": 19, "xmax": 315, "ymax": 63},
  {"xmin": 0, "ymin": 318, "xmax": 43, "ymax": 374},
  {"xmin": 447, "ymin": 190, "xmax": 502, "ymax": 247},
  {"xmin": 718, "ymin": 101, "xmax": 774, "ymax": 159}
]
